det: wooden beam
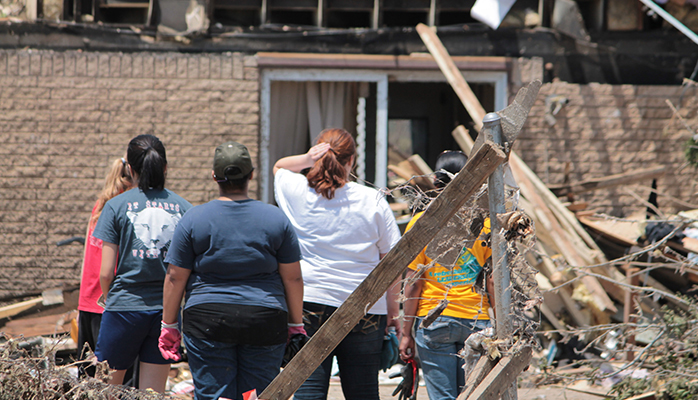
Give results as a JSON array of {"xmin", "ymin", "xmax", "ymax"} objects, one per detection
[
  {"xmin": 458, "ymin": 355, "xmax": 496, "ymax": 400},
  {"xmin": 416, "ymin": 23, "xmax": 487, "ymax": 132},
  {"xmin": 465, "ymin": 346, "xmax": 533, "ymax": 400},
  {"xmin": 259, "ymin": 141, "xmax": 507, "ymax": 400},
  {"xmin": 0, "ymin": 297, "xmax": 42, "ymax": 320},
  {"xmin": 548, "ymin": 166, "xmax": 667, "ymax": 197},
  {"xmin": 452, "ymin": 125, "xmax": 474, "ymax": 154}
]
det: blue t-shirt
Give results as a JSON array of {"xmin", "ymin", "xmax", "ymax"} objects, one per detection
[
  {"xmin": 164, "ymin": 199, "xmax": 301, "ymax": 312},
  {"xmin": 93, "ymin": 187, "xmax": 192, "ymax": 311}
]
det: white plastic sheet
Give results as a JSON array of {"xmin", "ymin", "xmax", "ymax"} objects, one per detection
[{"xmin": 470, "ymin": 0, "xmax": 517, "ymax": 29}]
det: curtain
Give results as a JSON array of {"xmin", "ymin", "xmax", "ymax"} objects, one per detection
[{"xmin": 267, "ymin": 81, "xmax": 359, "ymax": 202}]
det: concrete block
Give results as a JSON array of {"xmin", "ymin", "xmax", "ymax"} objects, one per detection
[
  {"xmin": 30, "ymin": 54, "xmax": 41, "ymax": 76},
  {"xmin": 121, "ymin": 54, "xmax": 133, "ymax": 77}
]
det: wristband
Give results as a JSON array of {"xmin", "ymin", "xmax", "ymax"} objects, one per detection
[
  {"xmin": 288, "ymin": 323, "xmax": 305, "ymax": 327},
  {"xmin": 161, "ymin": 321, "xmax": 179, "ymax": 329}
]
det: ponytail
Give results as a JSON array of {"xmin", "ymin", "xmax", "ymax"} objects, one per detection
[
  {"xmin": 306, "ymin": 128, "xmax": 355, "ymax": 200},
  {"xmin": 127, "ymin": 134, "xmax": 167, "ymax": 191},
  {"xmin": 90, "ymin": 157, "xmax": 133, "ymax": 228}
]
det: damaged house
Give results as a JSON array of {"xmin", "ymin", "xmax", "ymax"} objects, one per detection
[{"xmin": 2, "ymin": 0, "xmax": 698, "ymax": 397}]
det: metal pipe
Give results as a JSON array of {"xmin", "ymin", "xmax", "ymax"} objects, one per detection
[
  {"xmin": 637, "ymin": 0, "xmax": 698, "ymax": 46},
  {"xmin": 483, "ymin": 112, "xmax": 511, "ymax": 340},
  {"xmin": 484, "ymin": 112, "xmax": 517, "ymax": 400}
]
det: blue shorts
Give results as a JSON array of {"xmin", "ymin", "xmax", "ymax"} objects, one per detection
[{"xmin": 95, "ymin": 310, "xmax": 170, "ymax": 370}]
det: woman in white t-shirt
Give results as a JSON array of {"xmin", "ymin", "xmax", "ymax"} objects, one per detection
[{"xmin": 273, "ymin": 128, "xmax": 401, "ymax": 400}]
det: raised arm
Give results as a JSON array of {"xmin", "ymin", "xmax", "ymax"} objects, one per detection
[{"xmin": 273, "ymin": 143, "xmax": 330, "ymax": 175}]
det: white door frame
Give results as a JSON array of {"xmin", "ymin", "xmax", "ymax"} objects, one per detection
[
  {"xmin": 259, "ymin": 68, "xmax": 507, "ymax": 203},
  {"xmin": 260, "ymin": 69, "xmax": 388, "ymax": 203}
]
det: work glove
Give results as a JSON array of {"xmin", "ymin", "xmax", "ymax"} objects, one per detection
[
  {"xmin": 390, "ymin": 359, "xmax": 419, "ymax": 400},
  {"xmin": 283, "ymin": 325, "xmax": 309, "ymax": 368},
  {"xmin": 380, "ymin": 328, "xmax": 399, "ymax": 372},
  {"xmin": 288, "ymin": 325, "xmax": 307, "ymax": 341},
  {"xmin": 158, "ymin": 325, "xmax": 182, "ymax": 362}
]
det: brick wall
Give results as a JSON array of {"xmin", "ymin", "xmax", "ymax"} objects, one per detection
[
  {"xmin": 516, "ymin": 81, "xmax": 698, "ymax": 217},
  {"xmin": 0, "ymin": 49, "xmax": 259, "ymax": 299}
]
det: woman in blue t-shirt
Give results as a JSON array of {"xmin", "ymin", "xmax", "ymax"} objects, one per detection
[
  {"xmin": 160, "ymin": 141, "xmax": 304, "ymax": 400},
  {"xmin": 93, "ymin": 134, "xmax": 192, "ymax": 393}
]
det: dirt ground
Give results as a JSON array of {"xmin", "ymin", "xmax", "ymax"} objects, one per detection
[
  {"xmin": 327, "ymin": 384, "xmax": 604, "ymax": 400},
  {"xmin": 318, "ymin": 363, "xmax": 606, "ymax": 400}
]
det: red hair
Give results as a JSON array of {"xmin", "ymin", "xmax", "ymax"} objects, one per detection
[{"xmin": 306, "ymin": 128, "xmax": 356, "ymax": 200}]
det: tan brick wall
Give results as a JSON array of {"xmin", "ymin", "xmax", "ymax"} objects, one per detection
[
  {"xmin": 0, "ymin": 49, "xmax": 259, "ymax": 299},
  {"xmin": 515, "ymin": 81, "xmax": 698, "ymax": 217}
]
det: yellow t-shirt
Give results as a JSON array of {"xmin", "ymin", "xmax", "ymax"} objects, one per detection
[{"xmin": 406, "ymin": 212, "xmax": 491, "ymax": 320}]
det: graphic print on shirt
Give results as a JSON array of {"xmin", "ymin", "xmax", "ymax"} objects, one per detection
[
  {"xmin": 428, "ymin": 248, "xmax": 482, "ymax": 286},
  {"xmin": 127, "ymin": 206, "xmax": 182, "ymax": 259}
]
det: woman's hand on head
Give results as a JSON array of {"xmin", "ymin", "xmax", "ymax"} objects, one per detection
[{"xmin": 307, "ymin": 143, "xmax": 331, "ymax": 162}]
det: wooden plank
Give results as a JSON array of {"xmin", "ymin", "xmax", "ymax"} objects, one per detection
[
  {"xmin": 416, "ymin": 23, "xmax": 487, "ymax": 132},
  {"xmin": 540, "ymin": 302, "xmax": 566, "ymax": 331},
  {"xmin": 407, "ymin": 154, "xmax": 434, "ymax": 179},
  {"xmin": 625, "ymin": 391, "xmax": 657, "ymax": 400},
  {"xmin": 452, "ymin": 125, "xmax": 474, "ymax": 154},
  {"xmin": 530, "ymin": 242, "xmax": 591, "ymax": 327},
  {"xmin": 548, "ymin": 166, "xmax": 667, "ymax": 197},
  {"xmin": 0, "ymin": 297, "xmax": 42, "ymax": 320},
  {"xmin": 2, "ymin": 310, "xmax": 77, "ymax": 338},
  {"xmin": 255, "ymin": 52, "xmax": 510, "ymax": 71},
  {"xmin": 458, "ymin": 355, "xmax": 496, "ymax": 400},
  {"xmin": 578, "ymin": 215, "xmax": 638, "ymax": 247},
  {"xmin": 390, "ymin": 159, "xmax": 434, "ymax": 190},
  {"xmin": 465, "ymin": 346, "xmax": 533, "ymax": 400},
  {"xmin": 259, "ymin": 141, "xmax": 507, "ymax": 400}
]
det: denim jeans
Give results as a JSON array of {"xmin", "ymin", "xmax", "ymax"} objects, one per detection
[
  {"xmin": 414, "ymin": 315, "xmax": 490, "ymax": 400},
  {"xmin": 183, "ymin": 334, "xmax": 285, "ymax": 400},
  {"xmin": 293, "ymin": 302, "xmax": 386, "ymax": 400}
]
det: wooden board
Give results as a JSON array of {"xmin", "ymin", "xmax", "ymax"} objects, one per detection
[
  {"xmin": 259, "ymin": 141, "xmax": 507, "ymax": 400},
  {"xmin": 0, "ymin": 297, "xmax": 42, "ymax": 320},
  {"xmin": 578, "ymin": 215, "xmax": 640, "ymax": 247},
  {"xmin": 465, "ymin": 346, "xmax": 533, "ymax": 400},
  {"xmin": 2, "ymin": 310, "xmax": 77, "ymax": 338},
  {"xmin": 458, "ymin": 355, "xmax": 496, "ymax": 400}
]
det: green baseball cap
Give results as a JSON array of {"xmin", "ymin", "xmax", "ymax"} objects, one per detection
[{"xmin": 213, "ymin": 141, "xmax": 254, "ymax": 181}]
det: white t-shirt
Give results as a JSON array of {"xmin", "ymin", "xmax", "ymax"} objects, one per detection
[{"xmin": 274, "ymin": 168, "xmax": 401, "ymax": 314}]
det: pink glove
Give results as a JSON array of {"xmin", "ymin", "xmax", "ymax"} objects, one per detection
[
  {"xmin": 288, "ymin": 325, "xmax": 307, "ymax": 343},
  {"xmin": 289, "ymin": 325, "xmax": 307, "ymax": 336},
  {"xmin": 158, "ymin": 327, "xmax": 182, "ymax": 362}
]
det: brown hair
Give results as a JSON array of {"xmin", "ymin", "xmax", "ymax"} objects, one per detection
[
  {"xmin": 306, "ymin": 128, "xmax": 356, "ymax": 200},
  {"xmin": 89, "ymin": 157, "xmax": 133, "ymax": 228}
]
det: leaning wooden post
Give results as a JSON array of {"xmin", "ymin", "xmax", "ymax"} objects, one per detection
[{"xmin": 259, "ymin": 142, "xmax": 507, "ymax": 400}]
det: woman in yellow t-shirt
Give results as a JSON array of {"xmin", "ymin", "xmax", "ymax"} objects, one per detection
[{"xmin": 399, "ymin": 151, "xmax": 494, "ymax": 400}]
